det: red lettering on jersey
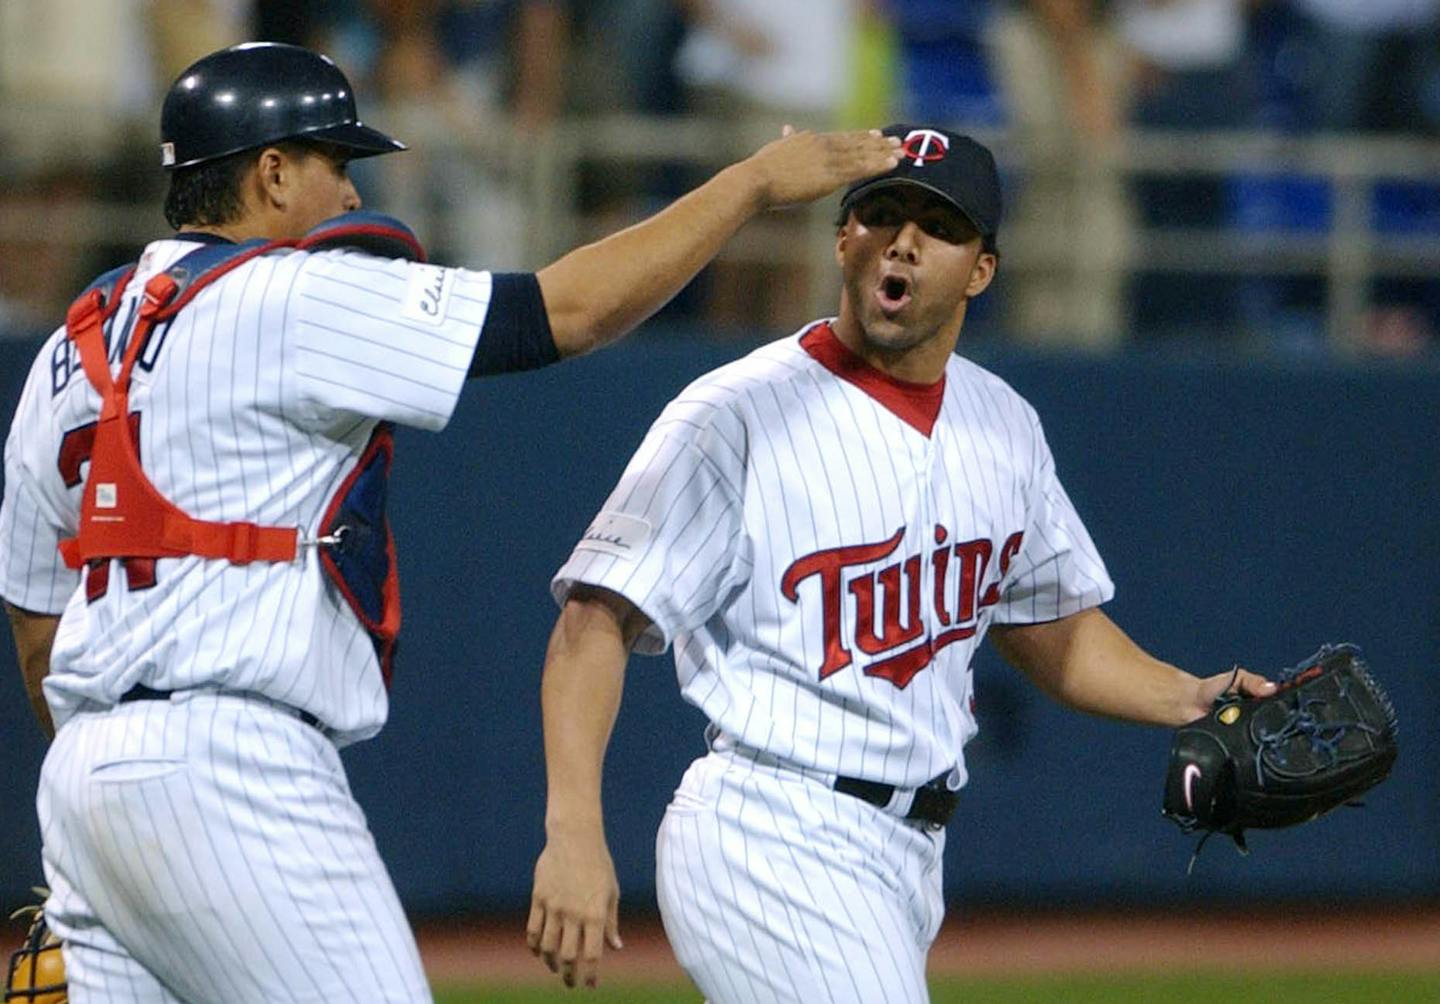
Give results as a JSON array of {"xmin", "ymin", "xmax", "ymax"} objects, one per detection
[
  {"xmin": 868, "ymin": 639, "xmax": 934, "ymax": 689},
  {"xmin": 781, "ymin": 528, "xmax": 906, "ymax": 679},
  {"xmin": 932, "ymin": 524, "xmax": 952, "ymax": 626},
  {"xmin": 952, "ymin": 538, "xmax": 993, "ymax": 624},
  {"xmin": 979, "ymin": 531, "xmax": 1025, "ymax": 607},
  {"xmin": 851, "ymin": 554, "xmax": 924, "ymax": 655},
  {"xmin": 933, "ymin": 622, "xmax": 977, "ymax": 651},
  {"xmin": 783, "ymin": 524, "xmax": 1026, "ymax": 689}
]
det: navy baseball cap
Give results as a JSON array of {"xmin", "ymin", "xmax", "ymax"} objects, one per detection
[{"xmin": 838, "ymin": 124, "xmax": 1002, "ymax": 246}]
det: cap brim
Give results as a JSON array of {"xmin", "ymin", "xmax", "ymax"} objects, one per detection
[
  {"xmin": 841, "ymin": 177, "xmax": 988, "ymax": 237},
  {"xmin": 304, "ymin": 121, "xmax": 407, "ymax": 157}
]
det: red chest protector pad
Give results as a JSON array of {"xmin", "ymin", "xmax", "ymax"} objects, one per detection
[{"xmin": 58, "ymin": 212, "xmax": 427, "ymax": 684}]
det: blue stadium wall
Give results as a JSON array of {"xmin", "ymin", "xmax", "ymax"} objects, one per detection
[{"xmin": 2, "ymin": 332, "xmax": 1436, "ymax": 913}]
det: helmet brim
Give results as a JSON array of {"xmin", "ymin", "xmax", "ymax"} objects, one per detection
[
  {"xmin": 302, "ymin": 121, "xmax": 407, "ymax": 158},
  {"xmin": 162, "ymin": 121, "xmax": 406, "ymax": 169}
]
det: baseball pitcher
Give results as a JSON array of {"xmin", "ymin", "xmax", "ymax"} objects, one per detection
[{"xmin": 527, "ymin": 124, "xmax": 1278, "ymax": 1002}]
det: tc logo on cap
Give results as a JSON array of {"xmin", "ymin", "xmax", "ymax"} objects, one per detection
[{"xmin": 900, "ymin": 129, "xmax": 949, "ymax": 167}]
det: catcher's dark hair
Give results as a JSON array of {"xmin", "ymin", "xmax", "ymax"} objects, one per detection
[{"xmin": 163, "ymin": 140, "xmax": 323, "ymax": 230}]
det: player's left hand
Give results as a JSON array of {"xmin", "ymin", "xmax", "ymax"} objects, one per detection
[
  {"xmin": 527, "ymin": 825, "xmax": 623, "ymax": 989},
  {"xmin": 1185, "ymin": 665, "xmax": 1276, "ymax": 722}
]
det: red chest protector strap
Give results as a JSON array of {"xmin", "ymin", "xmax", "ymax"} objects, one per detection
[
  {"xmin": 57, "ymin": 214, "xmax": 427, "ymax": 573},
  {"xmin": 57, "ymin": 259, "xmax": 299, "ymax": 570}
]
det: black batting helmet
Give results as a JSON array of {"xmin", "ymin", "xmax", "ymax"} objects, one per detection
[{"xmin": 160, "ymin": 42, "xmax": 405, "ymax": 170}]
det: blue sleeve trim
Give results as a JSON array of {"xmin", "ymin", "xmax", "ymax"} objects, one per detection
[{"xmin": 468, "ymin": 272, "xmax": 559, "ymax": 377}]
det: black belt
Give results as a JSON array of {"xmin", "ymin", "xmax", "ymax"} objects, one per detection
[
  {"xmin": 119, "ymin": 684, "xmax": 324, "ymax": 731},
  {"xmin": 833, "ymin": 771, "xmax": 958, "ymax": 829}
]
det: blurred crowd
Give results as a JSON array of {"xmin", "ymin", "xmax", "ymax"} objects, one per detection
[{"xmin": 3, "ymin": 0, "xmax": 1440, "ymax": 357}]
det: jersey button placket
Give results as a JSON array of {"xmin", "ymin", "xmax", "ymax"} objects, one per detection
[{"xmin": 920, "ymin": 435, "xmax": 939, "ymax": 656}]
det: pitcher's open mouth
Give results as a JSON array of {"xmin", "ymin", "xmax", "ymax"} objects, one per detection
[{"xmin": 877, "ymin": 274, "xmax": 912, "ymax": 313}]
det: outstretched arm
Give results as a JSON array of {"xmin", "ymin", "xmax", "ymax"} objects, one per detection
[
  {"xmin": 537, "ymin": 128, "xmax": 900, "ymax": 357},
  {"xmin": 5, "ymin": 601, "xmax": 58, "ymax": 738},
  {"xmin": 989, "ymin": 607, "xmax": 1274, "ymax": 727},
  {"xmin": 526, "ymin": 585, "xmax": 652, "ymax": 989}
]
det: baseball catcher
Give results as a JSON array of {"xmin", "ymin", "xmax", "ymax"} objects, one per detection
[
  {"xmin": 5, "ymin": 892, "xmax": 65, "ymax": 1004},
  {"xmin": 1163, "ymin": 643, "xmax": 1398, "ymax": 859}
]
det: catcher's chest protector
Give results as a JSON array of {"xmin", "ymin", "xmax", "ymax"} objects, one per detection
[
  {"xmin": 57, "ymin": 245, "xmax": 301, "ymax": 576},
  {"xmin": 56, "ymin": 214, "xmax": 420, "ymax": 681}
]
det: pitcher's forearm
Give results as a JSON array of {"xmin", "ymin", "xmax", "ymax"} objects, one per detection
[{"xmin": 540, "ymin": 595, "xmax": 632, "ymax": 831}]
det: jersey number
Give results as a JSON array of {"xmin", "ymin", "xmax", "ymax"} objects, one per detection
[{"xmin": 57, "ymin": 415, "xmax": 157, "ymax": 600}]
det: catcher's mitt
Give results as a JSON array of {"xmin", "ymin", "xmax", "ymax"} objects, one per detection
[
  {"xmin": 5, "ymin": 890, "xmax": 65, "ymax": 1004},
  {"xmin": 1162, "ymin": 643, "xmax": 1398, "ymax": 860}
]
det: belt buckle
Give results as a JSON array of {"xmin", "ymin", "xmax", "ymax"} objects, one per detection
[{"xmin": 907, "ymin": 774, "xmax": 960, "ymax": 830}]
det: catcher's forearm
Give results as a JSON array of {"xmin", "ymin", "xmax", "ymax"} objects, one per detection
[
  {"xmin": 536, "ymin": 162, "xmax": 767, "ymax": 360},
  {"xmin": 540, "ymin": 595, "xmax": 632, "ymax": 834},
  {"xmin": 5, "ymin": 601, "xmax": 59, "ymax": 738},
  {"xmin": 535, "ymin": 129, "xmax": 898, "ymax": 357},
  {"xmin": 990, "ymin": 607, "xmax": 1199, "ymax": 726}
]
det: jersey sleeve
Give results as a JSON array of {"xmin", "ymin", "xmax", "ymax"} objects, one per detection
[
  {"xmin": 287, "ymin": 251, "xmax": 491, "ymax": 431},
  {"xmin": 990, "ymin": 411, "xmax": 1114, "ymax": 624},
  {"xmin": 0, "ymin": 342, "xmax": 81, "ymax": 613},
  {"xmin": 551, "ymin": 404, "xmax": 750, "ymax": 655}
]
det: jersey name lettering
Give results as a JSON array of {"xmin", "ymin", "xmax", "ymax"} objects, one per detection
[
  {"xmin": 50, "ymin": 337, "xmax": 79, "ymax": 396},
  {"xmin": 781, "ymin": 525, "xmax": 1025, "ymax": 689},
  {"xmin": 49, "ymin": 296, "xmax": 173, "ymax": 397}
]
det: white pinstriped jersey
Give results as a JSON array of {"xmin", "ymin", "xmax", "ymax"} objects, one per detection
[
  {"xmin": 0, "ymin": 236, "xmax": 490, "ymax": 743},
  {"xmin": 554, "ymin": 320, "xmax": 1114, "ymax": 789}
]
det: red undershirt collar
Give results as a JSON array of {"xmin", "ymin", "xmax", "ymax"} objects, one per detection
[{"xmin": 799, "ymin": 321, "xmax": 945, "ymax": 437}]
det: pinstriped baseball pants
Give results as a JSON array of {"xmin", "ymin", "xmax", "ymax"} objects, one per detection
[
  {"xmin": 656, "ymin": 750, "xmax": 945, "ymax": 1004},
  {"xmin": 36, "ymin": 693, "xmax": 431, "ymax": 1003}
]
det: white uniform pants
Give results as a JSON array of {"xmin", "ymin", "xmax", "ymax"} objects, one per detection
[
  {"xmin": 37, "ymin": 692, "xmax": 430, "ymax": 1003},
  {"xmin": 656, "ymin": 750, "xmax": 946, "ymax": 1004}
]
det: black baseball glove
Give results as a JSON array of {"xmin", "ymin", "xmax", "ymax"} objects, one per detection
[{"xmin": 1162, "ymin": 643, "xmax": 1398, "ymax": 859}]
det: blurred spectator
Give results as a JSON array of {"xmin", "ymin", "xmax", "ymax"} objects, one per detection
[
  {"xmin": 677, "ymin": 0, "xmax": 858, "ymax": 129},
  {"xmin": 311, "ymin": 0, "xmax": 575, "ymax": 268},
  {"xmin": 569, "ymin": 0, "xmax": 690, "ymax": 118},
  {"xmin": 254, "ymin": 1, "xmax": 342, "ymax": 51},
  {"xmin": 675, "ymin": 0, "xmax": 863, "ymax": 331},
  {"xmin": 1283, "ymin": 0, "xmax": 1440, "ymax": 133},
  {"xmin": 149, "ymin": 1, "xmax": 253, "ymax": 82},
  {"xmin": 0, "ymin": 0, "xmax": 247, "ymax": 328},
  {"xmin": 890, "ymin": 0, "xmax": 1005, "ymax": 126},
  {"xmin": 1262, "ymin": 0, "xmax": 1440, "ymax": 355},
  {"xmin": 1115, "ymin": 0, "xmax": 1260, "ymax": 343},
  {"xmin": 989, "ymin": 0, "xmax": 1133, "ymax": 349}
]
